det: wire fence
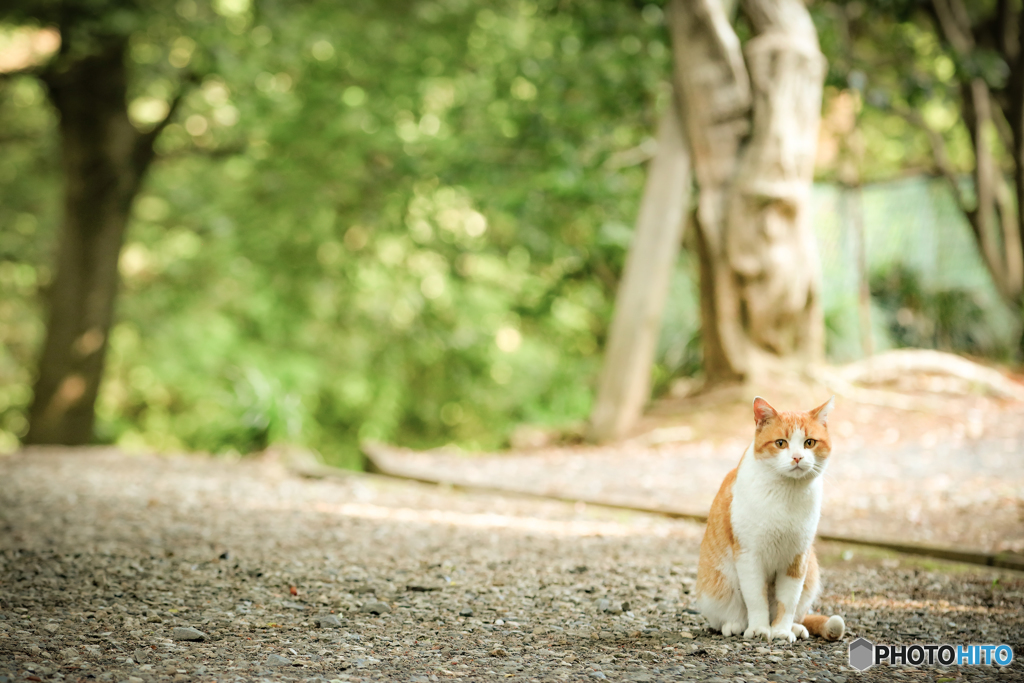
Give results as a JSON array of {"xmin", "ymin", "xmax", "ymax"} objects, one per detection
[{"xmin": 815, "ymin": 175, "xmax": 1019, "ymax": 361}]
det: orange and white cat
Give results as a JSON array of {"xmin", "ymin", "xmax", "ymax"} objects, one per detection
[{"xmin": 696, "ymin": 396, "xmax": 845, "ymax": 642}]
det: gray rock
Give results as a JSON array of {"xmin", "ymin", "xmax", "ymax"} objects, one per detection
[
  {"xmin": 360, "ymin": 601, "xmax": 391, "ymax": 614},
  {"xmin": 316, "ymin": 614, "xmax": 342, "ymax": 628},
  {"xmin": 133, "ymin": 648, "xmax": 150, "ymax": 664},
  {"xmin": 265, "ymin": 654, "xmax": 292, "ymax": 667},
  {"xmin": 171, "ymin": 626, "xmax": 207, "ymax": 641},
  {"xmin": 459, "ymin": 608, "xmax": 473, "ymax": 617}
]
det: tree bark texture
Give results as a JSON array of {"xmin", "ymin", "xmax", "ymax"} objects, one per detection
[
  {"xmin": 669, "ymin": 0, "xmax": 826, "ymax": 384},
  {"xmin": 26, "ymin": 41, "xmax": 159, "ymax": 445},
  {"xmin": 588, "ymin": 96, "xmax": 693, "ymax": 443}
]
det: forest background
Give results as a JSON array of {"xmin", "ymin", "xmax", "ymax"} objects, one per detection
[{"xmin": 1, "ymin": 0, "xmax": 1020, "ymax": 468}]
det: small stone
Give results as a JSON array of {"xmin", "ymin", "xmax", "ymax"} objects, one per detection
[
  {"xmin": 43, "ymin": 622, "xmax": 59, "ymax": 633},
  {"xmin": 360, "ymin": 601, "xmax": 391, "ymax": 614},
  {"xmin": 588, "ymin": 672, "xmax": 607, "ymax": 680},
  {"xmin": 490, "ymin": 648, "xmax": 509, "ymax": 657},
  {"xmin": 133, "ymin": 648, "xmax": 150, "ymax": 664},
  {"xmin": 459, "ymin": 608, "xmax": 473, "ymax": 617},
  {"xmin": 265, "ymin": 654, "xmax": 292, "ymax": 667},
  {"xmin": 172, "ymin": 626, "xmax": 207, "ymax": 641},
  {"xmin": 127, "ymin": 678, "xmax": 143, "ymax": 683},
  {"xmin": 563, "ymin": 654, "xmax": 577, "ymax": 663},
  {"xmin": 406, "ymin": 583, "xmax": 442, "ymax": 592},
  {"xmin": 316, "ymin": 614, "xmax": 342, "ymax": 628},
  {"xmin": 59, "ymin": 648, "xmax": 78, "ymax": 660}
]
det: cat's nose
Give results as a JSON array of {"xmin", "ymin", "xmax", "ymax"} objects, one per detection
[{"xmin": 792, "ymin": 456, "xmax": 803, "ymax": 463}]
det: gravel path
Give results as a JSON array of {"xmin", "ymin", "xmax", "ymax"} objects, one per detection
[
  {"xmin": 372, "ymin": 398, "xmax": 1024, "ymax": 554},
  {"xmin": 1, "ymin": 449, "xmax": 1022, "ymax": 683}
]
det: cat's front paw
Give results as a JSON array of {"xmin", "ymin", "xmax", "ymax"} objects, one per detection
[
  {"xmin": 770, "ymin": 625, "xmax": 797, "ymax": 642},
  {"xmin": 721, "ymin": 621, "xmax": 747, "ymax": 637},
  {"xmin": 791, "ymin": 623, "xmax": 809, "ymax": 640},
  {"xmin": 743, "ymin": 625, "xmax": 772, "ymax": 641}
]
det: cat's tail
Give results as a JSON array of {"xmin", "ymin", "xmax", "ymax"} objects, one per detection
[{"xmin": 800, "ymin": 614, "xmax": 845, "ymax": 641}]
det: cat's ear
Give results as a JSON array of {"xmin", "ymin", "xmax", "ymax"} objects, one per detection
[
  {"xmin": 753, "ymin": 397, "xmax": 777, "ymax": 428},
  {"xmin": 809, "ymin": 395, "xmax": 835, "ymax": 426}
]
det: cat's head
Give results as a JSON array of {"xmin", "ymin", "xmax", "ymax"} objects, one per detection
[{"xmin": 751, "ymin": 396, "xmax": 834, "ymax": 481}]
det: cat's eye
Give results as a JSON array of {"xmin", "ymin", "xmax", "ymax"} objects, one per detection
[
  {"xmin": 774, "ymin": 439, "xmax": 787, "ymax": 448},
  {"xmin": 805, "ymin": 438, "xmax": 816, "ymax": 448}
]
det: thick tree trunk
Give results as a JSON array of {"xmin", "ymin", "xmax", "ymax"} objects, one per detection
[
  {"xmin": 25, "ymin": 41, "xmax": 153, "ymax": 445},
  {"xmin": 670, "ymin": 0, "xmax": 826, "ymax": 384},
  {"xmin": 588, "ymin": 96, "xmax": 693, "ymax": 443},
  {"xmin": 669, "ymin": 0, "xmax": 750, "ymax": 382}
]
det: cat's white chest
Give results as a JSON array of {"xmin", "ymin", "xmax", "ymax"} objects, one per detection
[{"xmin": 731, "ymin": 444, "xmax": 822, "ymax": 565}]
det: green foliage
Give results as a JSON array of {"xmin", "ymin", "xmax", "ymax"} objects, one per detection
[
  {"xmin": 0, "ymin": 0, "xmax": 672, "ymax": 464},
  {"xmin": 0, "ymin": 71, "xmax": 57, "ymax": 453},
  {"xmin": 4, "ymin": 0, "xmax": 1013, "ymax": 463},
  {"xmin": 870, "ymin": 263, "xmax": 1013, "ymax": 358},
  {"xmin": 812, "ymin": 0, "xmax": 978, "ymax": 182}
]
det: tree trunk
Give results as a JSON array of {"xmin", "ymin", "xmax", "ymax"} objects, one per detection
[
  {"xmin": 670, "ymin": 0, "xmax": 826, "ymax": 384},
  {"xmin": 25, "ymin": 41, "xmax": 156, "ymax": 445},
  {"xmin": 588, "ymin": 95, "xmax": 693, "ymax": 443},
  {"xmin": 927, "ymin": 0, "xmax": 1024, "ymax": 314}
]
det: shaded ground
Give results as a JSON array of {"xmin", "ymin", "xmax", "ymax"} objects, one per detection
[
  {"xmin": 1, "ymin": 449, "xmax": 1022, "ymax": 683},
  {"xmin": 374, "ymin": 394, "xmax": 1024, "ymax": 554}
]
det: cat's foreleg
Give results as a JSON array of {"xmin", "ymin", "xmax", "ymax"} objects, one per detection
[
  {"xmin": 770, "ymin": 555, "xmax": 809, "ymax": 642},
  {"xmin": 735, "ymin": 552, "xmax": 771, "ymax": 640}
]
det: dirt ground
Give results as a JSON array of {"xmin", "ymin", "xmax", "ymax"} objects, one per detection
[{"xmin": 1, "ymin": 449, "xmax": 1022, "ymax": 683}]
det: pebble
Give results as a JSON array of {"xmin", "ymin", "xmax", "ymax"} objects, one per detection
[
  {"xmin": 316, "ymin": 614, "xmax": 342, "ymax": 628},
  {"xmin": 459, "ymin": 607, "xmax": 473, "ymax": 617},
  {"xmin": 171, "ymin": 626, "xmax": 207, "ymax": 641},
  {"xmin": 360, "ymin": 601, "xmax": 391, "ymax": 614},
  {"xmin": 265, "ymin": 654, "xmax": 292, "ymax": 667}
]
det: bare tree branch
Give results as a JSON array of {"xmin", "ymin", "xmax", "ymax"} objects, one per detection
[
  {"xmin": 132, "ymin": 74, "xmax": 199, "ymax": 175},
  {"xmin": 995, "ymin": 0, "xmax": 1019, "ymax": 61},
  {"xmin": 0, "ymin": 65, "xmax": 46, "ymax": 82},
  {"xmin": 154, "ymin": 143, "xmax": 248, "ymax": 162},
  {"xmin": 931, "ymin": 0, "xmax": 974, "ymax": 54},
  {"xmin": 889, "ymin": 104, "xmax": 973, "ymax": 217}
]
